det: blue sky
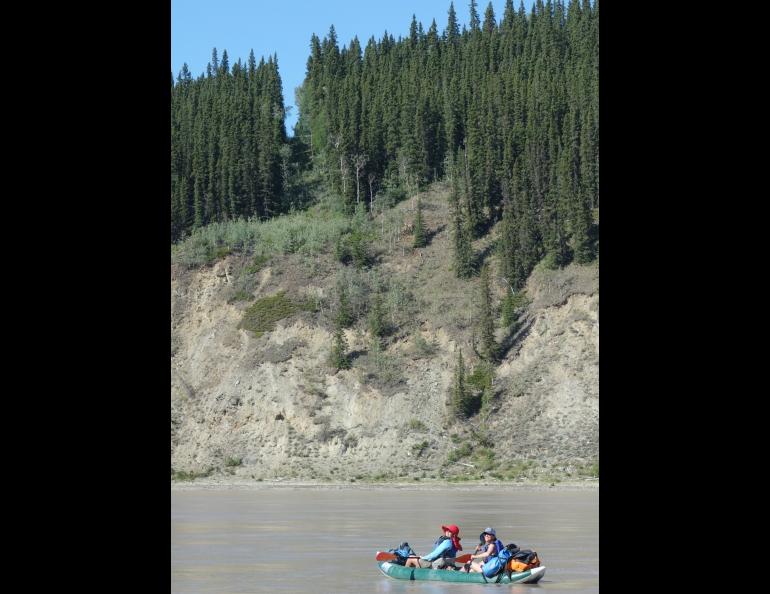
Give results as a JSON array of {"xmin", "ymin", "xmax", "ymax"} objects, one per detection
[{"xmin": 172, "ymin": 0, "xmax": 534, "ymax": 135}]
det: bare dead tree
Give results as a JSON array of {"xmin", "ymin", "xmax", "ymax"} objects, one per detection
[
  {"xmin": 499, "ymin": 276, "xmax": 516, "ymax": 296},
  {"xmin": 353, "ymin": 153, "xmax": 368, "ymax": 206},
  {"xmin": 367, "ymin": 172, "xmax": 376, "ymax": 212},
  {"xmin": 340, "ymin": 156, "xmax": 350, "ymax": 196}
]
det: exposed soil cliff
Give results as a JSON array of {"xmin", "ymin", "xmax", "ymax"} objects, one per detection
[{"xmin": 171, "ymin": 183, "xmax": 598, "ymax": 483}]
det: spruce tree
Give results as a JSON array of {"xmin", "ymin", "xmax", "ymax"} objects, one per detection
[
  {"xmin": 451, "ymin": 350, "xmax": 471, "ymax": 418},
  {"xmin": 469, "ymin": 0, "xmax": 481, "ymax": 32},
  {"xmin": 210, "ymin": 47, "xmax": 218, "ymax": 73},
  {"xmin": 502, "ymin": 0, "xmax": 515, "ymax": 30},
  {"xmin": 452, "ymin": 172, "xmax": 474, "ymax": 278},
  {"xmin": 500, "ymin": 292, "xmax": 516, "ymax": 327},
  {"xmin": 336, "ymin": 283, "xmax": 353, "ymax": 328},
  {"xmin": 220, "ymin": 49, "xmax": 229, "ymax": 76},
  {"xmin": 446, "ymin": 2, "xmax": 460, "ymax": 43},
  {"xmin": 329, "ymin": 318, "xmax": 351, "ymax": 370},
  {"xmin": 483, "ymin": 2, "xmax": 497, "ymax": 34},
  {"xmin": 478, "ymin": 263, "xmax": 500, "ymax": 361},
  {"xmin": 409, "ymin": 14, "xmax": 419, "ymax": 48},
  {"xmin": 367, "ymin": 292, "xmax": 387, "ymax": 350},
  {"xmin": 498, "ymin": 192, "xmax": 517, "ymax": 287}
]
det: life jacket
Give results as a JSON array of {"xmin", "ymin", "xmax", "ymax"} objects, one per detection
[
  {"xmin": 433, "ymin": 535, "xmax": 458, "ymax": 559},
  {"xmin": 475, "ymin": 536, "xmax": 505, "ymax": 558},
  {"xmin": 479, "ymin": 539, "xmax": 507, "ymax": 577}
]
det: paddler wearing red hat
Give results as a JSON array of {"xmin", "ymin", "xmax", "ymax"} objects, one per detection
[{"xmin": 404, "ymin": 524, "xmax": 463, "ymax": 569}]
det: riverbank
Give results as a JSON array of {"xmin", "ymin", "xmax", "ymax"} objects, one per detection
[
  {"xmin": 171, "ymin": 477, "xmax": 598, "ymax": 491},
  {"xmin": 171, "ymin": 183, "xmax": 598, "ymax": 486}
]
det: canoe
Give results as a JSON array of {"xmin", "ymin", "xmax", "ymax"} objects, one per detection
[{"xmin": 377, "ymin": 561, "xmax": 546, "ymax": 584}]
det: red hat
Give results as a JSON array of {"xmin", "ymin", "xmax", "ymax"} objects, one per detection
[
  {"xmin": 441, "ymin": 524, "xmax": 462, "ymax": 551},
  {"xmin": 442, "ymin": 524, "xmax": 460, "ymax": 536}
]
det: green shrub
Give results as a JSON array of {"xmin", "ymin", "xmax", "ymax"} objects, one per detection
[
  {"xmin": 465, "ymin": 362, "xmax": 495, "ymax": 414},
  {"xmin": 467, "ymin": 362, "xmax": 494, "ymax": 394},
  {"xmin": 384, "ymin": 183, "xmax": 407, "ymax": 206},
  {"xmin": 412, "ymin": 440, "xmax": 430, "ymax": 457},
  {"xmin": 407, "ymin": 419, "xmax": 427, "ymax": 432},
  {"xmin": 499, "ymin": 460, "xmax": 533, "ymax": 480},
  {"xmin": 357, "ymin": 344, "xmax": 403, "ymax": 391},
  {"xmin": 385, "ymin": 278, "xmax": 414, "ymax": 317},
  {"xmin": 469, "ymin": 425, "xmax": 494, "ymax": 449},
  {"xmin": 336, "ymin": 229, "xmax": 372, "ymax": 268},
  {"xmin": 472, "ymin": 447, "xmax": 496, "ymax": 471},
  {"xmin": 411, "ymin": 334, "xmax": 437, "ymax": 358},
  {"xmin": 577, "ymin": 461, "xmax": 599, "ymax": 478},
  {"xmin": 367, "ymin": 294, "xmax": 388, "ymax": 338},
  {"xmin": 239, "ymin": 292, "xmax": 314, "ymax": 336},
  {"xmin": 171, "ymin": 210, "xmax": 351, "ymax": 268},
  {"xmin": 447, "ymin": 442, "xmax": 473, "ymax": 463}
]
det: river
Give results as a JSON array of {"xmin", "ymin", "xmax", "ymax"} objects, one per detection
[{"xmin": 171, "ymin": 484, "xmax": 598, "ymax": 593}]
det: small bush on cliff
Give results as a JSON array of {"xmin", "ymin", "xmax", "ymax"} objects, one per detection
[
  {"xmin": 411, "ymin": 333, "xmax": 437, "ymax": 359},
  {"xmin": 238, "ymin": 292, "xmax": 314, "ymax": 336},
  {"xmin": 467, "ymin": 361, "xmax": 495, "ymax": 414},
  {"xmin": 447, "ymin": 442, "xmax": 472, "ymax": 463},
  {"xmin": 407, "ymin": 419, "xmax": 427, "ymax": 432},
  {"xmin": 356, "ymin": 340, "xmax": 403, "ymax": 392},
  {"xmin": 412, "ymin": 440, "xmax": 430, "ymax": 457}
]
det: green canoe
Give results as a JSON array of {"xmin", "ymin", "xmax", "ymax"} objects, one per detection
[{"xmin": 377, "ymin": 561, "xmax": 546, "ymax": 584}]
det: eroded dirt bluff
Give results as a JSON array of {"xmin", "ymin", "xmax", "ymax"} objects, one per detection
[{"xmin": 171, "ymin": 190, "xmax": 598, "ymax": 482}]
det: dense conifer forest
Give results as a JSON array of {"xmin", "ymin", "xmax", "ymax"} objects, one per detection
[
  {"xmin": 170, "ymin": 49, "xmax": 289, "ymax": 242},
  {"xmin": 171, "ymin": 0, "xmax": 598, "ymax": 289}
]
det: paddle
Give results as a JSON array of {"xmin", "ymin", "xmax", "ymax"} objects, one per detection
[
  {"xmin": 375, "ymin": 551, "xmax": 473, "ymax": 564},
  {"xmin": 375, "ymin": 551, "xmax": 417, "ymax": 562}
]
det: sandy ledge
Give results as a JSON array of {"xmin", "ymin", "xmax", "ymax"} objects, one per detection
[{"xmin": 171, "ymin": 478, "xmax": 599, "ymax": 491}]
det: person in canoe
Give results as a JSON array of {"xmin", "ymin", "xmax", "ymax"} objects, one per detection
[
  {"xmin": 404, "ymin": 524, "xmax": 463, "ymax": 569},
  {"xmin": 460, "ymin": 527, "xmax": 505, "ymax": 573}
]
